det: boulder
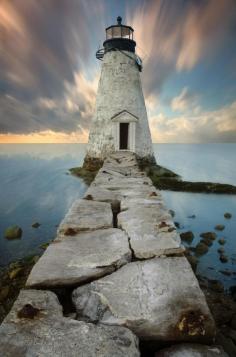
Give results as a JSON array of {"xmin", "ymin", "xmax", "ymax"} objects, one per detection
[
  {"xmin": 0, "ymin": 289, "xmax": 140, "ymax": 357},
  {"xmin": 73, "ymin": 257, "xmax": 215, "ymax": 342},
  {"xmin": 218, "ymin": 238, "xmax": 226, "ymax": 245},
  {"xmin": 200, "ymin": 237, "xmax": 213, "ymax": 247},
  {"xmin": 155, "ymin": 343, "xmax": 228, "ymax": 356},
  {"xmin": 32, "ymin": 222, "xmax": 40, "ymax": 228},
  {"xmin": 200, "ymin": 232, "xmax": 216, "ymax": 240},
  {"xmin": 27, "ymin": 228, "xmax": 131, "ymax": 288},
  {"xmin": 57, "ymin": 199, "xmax": 113, "ymax": 235},
  {"xmin": 195, "ymin": 242, "xmax": 209, "ymax": 256},
  {"xmin": 186, "ymin": 255, "xmax": 198, "ymax": 272},
  {"xmin": 224, "ymin": 213, "xmax": 232, "ymax": 219},
  {"xmin": 215, "ymin": 225, "xmax": 225, "ymax": 231},
  {"xmin": 180, "ymin": 231, "xmax": 194, "ymax": 243},
  {"xmin": 4, "ymin": 225, "xmax": 22, "ymax": 240},
  {"xmin": 220, "ymin": 254, "xmax": 228, "ymax": 263}
]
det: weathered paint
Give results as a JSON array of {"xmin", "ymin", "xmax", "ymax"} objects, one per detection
[{"xmin": 86, "ymin": 50, "xmax": 154, "ymax": 160}]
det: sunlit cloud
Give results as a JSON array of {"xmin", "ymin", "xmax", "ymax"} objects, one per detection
[
  {"xmin": 171, "ymin": 87, "xmax": 199, "ymax": 113},
  {"xmin": 149, "ymin": 100, "xmax": 236, "ymax": 143},
  {"xmin": 0, "ymin": 0, "xmax": 236, "ymax": 143}
]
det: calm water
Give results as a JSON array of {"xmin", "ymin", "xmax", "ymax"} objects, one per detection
[{"xmin": 0, "ymin": 144, "xmax": 236, "ymax": 290}]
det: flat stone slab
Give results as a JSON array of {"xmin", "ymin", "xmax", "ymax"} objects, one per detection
[
  {"xmin": 0, "ymin": 289, "xmax": 140, "ymax": 357},
  {"xmin": 58, "ymin": 199, "xmax": 113, "ymax": 235},
  {"xmin": 118, "ymin": 202, "xmax": 183, "ymax": 258},
  {"xmin": 26, "ymin": 228, "xmax": 131, "ymax": 288},
  {"xmin": 84, "ymin": 185, "xmax": 121, "ymax": 203},
  {"xmin": 73, "ymin": 257, "xmax": 215, "ymax": 342},
  {"xmin": 156, "ymin": 343, "xmax": 228, "ymax": 356}
]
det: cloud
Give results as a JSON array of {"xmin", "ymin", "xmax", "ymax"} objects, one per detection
[
  {"xmin": 149, "ymin": 100, "xmax": 236, "ymax": 143},
  {"xmin": 0, "ymin": 0, "xmax": 235, "ymax": 143},
  {"xmin": 128, "ymin": 0, "xmax": 236, "ymax": 95},
  {"xmin": 0, "ymin": 71, "xmax": 98, "ymax": 134},
  {"xmin": 171, "ymin": 87, "xmax": 199, "ymax": 113},
  {"xmin": 0, "ymin": 0, "xmax": 104, "ymax": 98}
]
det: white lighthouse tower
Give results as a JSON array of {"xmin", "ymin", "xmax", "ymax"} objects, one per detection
[{"xmin": 86, "ymin": 16, "xmax": 154, "ymax": 164}]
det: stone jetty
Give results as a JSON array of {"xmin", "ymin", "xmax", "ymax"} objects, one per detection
[{"xmin": 0, "ymin": 152, "xmax": 223, "ymax": 356}]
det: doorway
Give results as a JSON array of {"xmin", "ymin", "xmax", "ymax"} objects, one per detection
[{"xmin": 119, "ymin": 123, "xmax": 129, "ymax": 150}]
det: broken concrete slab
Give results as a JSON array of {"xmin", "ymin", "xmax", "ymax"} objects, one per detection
[
  {"xmin": 118, "ymin": 204, "xmax": 183, "ymax": 258},
  {"xmin": 73, "ymin": 257, "xmax": 215, "ymax": 343},
  {"xmin": 26, "ymin": 228, "xmax": 131, "ymax": 288},
  {"xmin": 155, "ymin": 343, "xmax": 228, "ymax": 356},
  {"xmin": 57, "ymin": 199, "xmax": 113, "ymax": 235},
  {"xmin": 0, "ymin": 289, "xmax": 140, "ymax": 357}
]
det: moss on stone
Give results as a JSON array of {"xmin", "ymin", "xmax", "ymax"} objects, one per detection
[
  {"xmin": 4, "ymin": 225, "xmax": 22, "ymax": 240},
  {"xmin": 69, "ymin": 156, "xmax": 103, "ymax": 185},
  {"xmin": 0, "ymin": 254, "xmax": 40, "ymax": 323},
  {"xmin": 137, "ymin": 158, "xmax": 236, "ymax": 194}
]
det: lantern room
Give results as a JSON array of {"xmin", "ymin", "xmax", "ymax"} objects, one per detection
[{"xmin": 103, "ymin": 16, "xmax": 136, "ymax": 54}]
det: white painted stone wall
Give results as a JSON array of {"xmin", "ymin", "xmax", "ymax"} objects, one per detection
[{"xmin": 86, "ymin": 50, "xmax": 154, "ymax": 160}]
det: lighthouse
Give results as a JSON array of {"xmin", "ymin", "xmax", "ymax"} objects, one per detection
[{"xmin": 86, "ymin": 16, "xmax": 155, "ymax": 164}]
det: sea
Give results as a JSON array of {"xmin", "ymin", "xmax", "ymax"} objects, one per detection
[{"xmin": 0, "ymin": 144, "xmax": 236, "ymax": 290}]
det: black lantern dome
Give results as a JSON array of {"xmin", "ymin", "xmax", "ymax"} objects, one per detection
[
  {"xmin": 95, "ymin": 16, "xmax": 142, "ymax": 70},
  {"xmin": 102, "ymin": 17, "xmax": 136, "ymax": 55}
]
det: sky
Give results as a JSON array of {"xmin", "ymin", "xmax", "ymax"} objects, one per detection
[{"xmin": 0, "ymin": 0, "xmax": 236, "ymax": 143}]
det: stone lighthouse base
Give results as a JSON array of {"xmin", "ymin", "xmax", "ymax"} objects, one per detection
[{"xmin": 71, "ymin": 151, "xmax": 157, "ymax": 185}]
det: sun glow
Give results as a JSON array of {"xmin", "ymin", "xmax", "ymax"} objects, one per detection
[{"xmin": 0, "ymin": 130, "xmax": 89, "ymax": 144}]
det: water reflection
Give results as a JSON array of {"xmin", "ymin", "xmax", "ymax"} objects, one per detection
[
  {"xmin": 0, "ymin": 144, "xmax": 87, "ymax": 266},
  {"xmin": 162, "ymin": 191, "xmax": 236, "ymax": 290},
  {"xmin": 154, "ymin": 143, "xmax": 236, "ymax": 185},
  {"xmin": 0, "ymin": 143, "xmax": 235, "ymax": 290}
]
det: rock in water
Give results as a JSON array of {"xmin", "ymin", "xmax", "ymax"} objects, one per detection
[
  {"xmin": 215, "ymin": 224, "xmax": 225, "ymax": 231},
  {"xmin": 224, "ymin": 212, "xmax": 232, "ymax": 219},
  {"xmin": 195, "ymin": 242, "xmax": 209, "ymax": 256},
  {"xmin": 220, "ymin": 254, "xmax": 228, "ymax": 263},
  {"xmin": 180, "ymin": 231, "xmax": 194, "ymax": 243},
  {"xmin": 155, "ymin": 343, "xmax": 229, "ymax": 356},
  {"xmin": 26, "ymin": 228, "xmax": 131, "ymax": 288},
  {"xmin": 200, "ymin": 232, "xmax": 216, "ymax": 240},
  {"xmin": 4, "ymin": 225, "xmax": 22, "ymax": 240},
  {"xmin": 73, "ymin": 257, "xmax": 215, "ymax": 342},
  {"xmin": 32, "ymin": 222, "xmax": 41, "ymax": 228},
  {"xmin": 0, "ymin": 289, "xmax": 140, "ymax": 357}
]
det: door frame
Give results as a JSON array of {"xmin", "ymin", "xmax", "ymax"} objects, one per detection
[{"xmin": 111, "ymin": 110, "xmax": 138, "ymax": 152}]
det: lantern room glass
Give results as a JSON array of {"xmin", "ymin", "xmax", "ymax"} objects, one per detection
[{"xmin": 106, "ymin": 26, "xmax": 133, "ymax": 40}]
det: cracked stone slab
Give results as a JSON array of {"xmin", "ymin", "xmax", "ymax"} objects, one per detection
[
  {"xmin": 155, "ymin": 343, "xmax": 228, "ymax": 356},
  {"xmin": 0, "ymin": 289, "xmax": 140, "ymax": 357},
  {"xmin": 120, "ymin": 196, "xmax": 164, "ymax": 211},
  {"xmin": 118, "ymin": 203, "xmax": 184, "ymax": 258},
  {"xmin": 26, "ymin": 228, "xmax": 131, "ymax": 288},
  {"xmin": 73, "ymin": 257, "xmax": 215, "ymax": 342},
  {"xmin": 93, "ymin": 175, "xmax": 153, "ymax": 188},
  {"xmin": 84, "ymin": 185, "xmax": 121, "ymax": 202},
  {"xmin": 57, "ymin": 199, "xmax": 113, "ymax": 235}
]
